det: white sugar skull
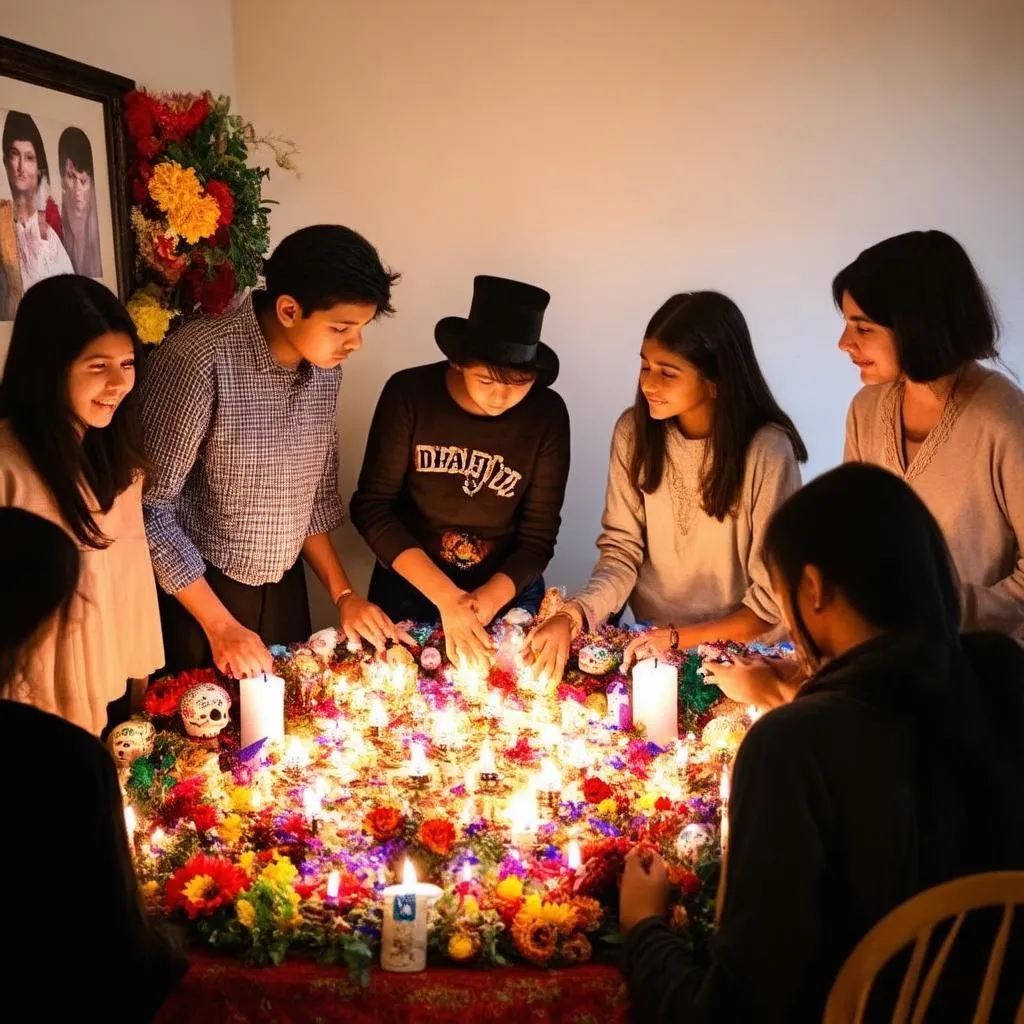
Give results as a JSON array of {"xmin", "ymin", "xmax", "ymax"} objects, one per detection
[
  {"xmin": 180, "ymin": 682, "xmax": 232, "ymax": 738},
  {"xmin": 308, "ymin": 627, "xmax": 340, "ymax": 664},
  {"xmin": 107, "ymin": 719, "xmax": 155, "ymax": 765},
  {"xmin": 503, "ymin": 607, "xmax": 533, "ymax": 627},
  {"xmin": 578, "ymin": 643, "xmax": 618, "ymax": 676},
  {"xmin": 675, "ymin": 823, "xmax": 714, "ymax": 864}
]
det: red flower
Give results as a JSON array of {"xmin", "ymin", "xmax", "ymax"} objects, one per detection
[
  {"xmin": 487, "ymin": 666, "xmax": 517, "ymax": 695},
  {"xmin": 204, "ymin": 180, "xmax": 235, "ymax": 227},
  {"xmin": 191, "ymin": 804, "xmax": 219, "ymax": 832},
  {"xmin": 418, "ymin": 818, "xmax": 456, "ymax": 856},
  {"xmin": 655, "ymin": 796, "xmax": 673, "ymax": 812},
  {"xmin": 668, "ymin": 865, "xmax": 701, "ymax": 898},
  {"xmin": 165, "ymin": 854, "xmax": 249, "ymax": 920},
  {"xmin": 44, "ymin": 197, "xmax": 63, "ymax": 241},
  {"xmin": 582, "ymin": 776, "xmax": 614, "ymax": 804},
  {"xmin": 124, "ymin": 92, "xmax": 160, "ymax": 158},
  {"xmin": 183, "ymin": 257, "xmax": 237, "ymax": 317},
  {"xmin": 364, "ymin": 806, "xmax": 405, "ymax": 842}
]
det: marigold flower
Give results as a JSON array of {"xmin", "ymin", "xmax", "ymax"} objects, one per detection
[
  {"xmin": 126, "ymin": 285, "xmax": 174, "ymax": 345},
  {"xmin": 560, "ymin": 932, "xmax": 592, "ymax": 964},
  {"xmin": 447, "ymin": 932, "xmax": 479, "ymax": 961},
  {"xmin": 418, "ymin": 818, "xmax": 457, "ymax": 856},
  {"xmin": 364, "ymin": 806, "xmax": 404, "ymax": 842},
  {"xmin": 495, "ymin": 875, "xmax": 524, "ymax": 902},
  {"xmin": 511, "ymin": 914, "xmax": 557, "ymax": 965},
  {"xmin": 236, "ymin": 898, "xmax": 257, "ymax": 929}
]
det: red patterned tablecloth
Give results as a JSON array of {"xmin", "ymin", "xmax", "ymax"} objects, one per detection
[{"xmin": 155, "ymin": 954, "xmax": 630, "ymax": 1024}]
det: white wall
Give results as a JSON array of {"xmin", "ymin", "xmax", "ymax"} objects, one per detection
[
  {"xmin": 232, "ymin": 0, "xmax": 1024, "ymax": 627},
  {"xmin": 2, "ymin": 0, "xmax": 236, "ymax": 95}
]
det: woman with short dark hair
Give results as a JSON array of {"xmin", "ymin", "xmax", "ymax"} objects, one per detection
[{"xmin": 837, "ymin": 230, "xmax": 1024, "ymax": 639}]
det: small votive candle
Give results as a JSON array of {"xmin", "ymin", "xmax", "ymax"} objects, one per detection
[
  {"xmin": 407, "ymin": 741, "xmax": 430, "ymax": 789},
  {"xmin": 326, "ymin": 870, "xmax": 341, "ymax": 906},
  {"xmin": 476, "ymin": 739, "xmax": 499, "ymax": 793},
  {"xmin": 566, "ymin": 840, "xmax": 582, "ymax": 872},
  {"xmin": 368, "ymin": 699, "xmax": 388, "ymax": 739},
  {"xmin": 381, "ymin": 859, "xmax": 442, "ymax": 972}
]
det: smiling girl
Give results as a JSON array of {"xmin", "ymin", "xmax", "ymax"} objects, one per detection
[
  {"xmin": 528, "ymin": 291, "xmax": 806, "ymax": 681},
  {"xmin": 838, "ymin": 230, "xmax": 1024, "ymax": 639},
  {"xmin": 0, "ymin": 275, "xmax": 164, "ymax": 734}
]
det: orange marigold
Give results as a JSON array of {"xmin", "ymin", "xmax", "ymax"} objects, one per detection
[
  {"xmin": 560, "ymin": 932, "xmax": 592, "ymax": 965},
  {"xmin": 570, "ymin": 896, "xmax": 604, "ymax": 932},
  {"xmin": 418, "ymin": 818, "xmax": 457, "ymax": 856},
  {"xmin": 511, "ymin": 913, "xmax": 558, "ymax": 966},
  {"xmin": 364, "ymin": 805, "xmax": 405, "ymax": 842}
]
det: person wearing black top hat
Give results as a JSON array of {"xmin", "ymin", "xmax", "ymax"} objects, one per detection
[{"xmin": 350, "ymin": 276, "xmax": 571, "ymax": 669}]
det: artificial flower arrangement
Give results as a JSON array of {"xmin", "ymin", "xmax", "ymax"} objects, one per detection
[
  {"xmin": 118, "ymin": 613, "xmax": 763, "ymax": 979},
  {"xmin": 123, "ymin": 89, "xmax": 297, "ymax": 344}
]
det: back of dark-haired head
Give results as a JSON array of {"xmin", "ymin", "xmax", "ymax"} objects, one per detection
[
  {"xmin": 0, "ymin": 275, "xmax": 147, "ymax": 548},
  {"xmin": 3, "ymin": 109, "xmax": 49, "ymax": 180},
  {"xmin": 630, "ymin": 291, "xmax": 807, "ymax": 520},
  {"xmin": 262, "ymin": 224, "xmax": 399, "ymax": 316},
  {"xmin": 0, "ymin": 508, "xmax": 80, "ymax": 683},
  {"xmin": 58, "ymin": 126, "xmax": 94, "ymax": 178},
  {"xmin": 832, "ymin": 231, "xmax": 999, "ymax": 382},
  {"xmin": 764, "ymin": 462, "xmax": 960, "ymax": 660}
]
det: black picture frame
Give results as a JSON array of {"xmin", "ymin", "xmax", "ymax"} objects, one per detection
[{"xmin": 0, "ymin": 35, "xmax": 134, "ymax": 300}]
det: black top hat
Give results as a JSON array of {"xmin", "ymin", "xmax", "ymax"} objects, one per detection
[{"xmin": 435, "ymin": 275, "xmax": 558, "ymax": 387}]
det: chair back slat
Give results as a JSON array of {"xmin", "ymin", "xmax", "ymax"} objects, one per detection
[
  {"xmin": 910, "ymin": 912, "xmax": 966, "ymax": 1024},
  {"xmin": 893, "ymin": 929, "xmax": 933, "ymax": 1024},
  {"xmin": 972, "ymin": 903, "xmax": 1015, "ymax": 1024}
]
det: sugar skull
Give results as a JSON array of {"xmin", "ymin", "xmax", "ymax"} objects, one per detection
[
  {"xmin": 578, "ymin": 643, "xmax": 618, "ymax": 676},
  {"xmin": 675, "ymin": 823, "xmax": 714, "ymax": 864},
  {"xmin": 180, "ymin": 682, "xmax": 232, "ymax": 738},
  {"xmin": 503, "ymin": 607, "xmax": 533, "ymax": 628},
  {"xmin": 308, "ymin": 627, "xmax": 340, "ymax": 664},
  {"xmin": 107, "ymin": 719, "xmax": 155, "ymax": 766}
]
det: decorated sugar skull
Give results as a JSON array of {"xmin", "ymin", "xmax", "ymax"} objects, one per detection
[
  {"xmin": 107, "ymin": 719, "xmax": 155, "ymax": 766},
  {"xmin": 419, "ymin": 646, "xmax": 442, "ymax": 672},
  {"xmin": 578, "ymin": 642, "xmax": 618, "ymax": 676},
  {"xmin": 308, "ymin": 627, "xmax": 340, "ymax": 664},
  {"xmin": 180, "ymin": 682, "xmax": 232, "ymax": 738},
  {"xmin": 675, "ymin": 822, "xmax": 715, "ymax": 864},
  {"xmin": 503, "ymin": 607, "xmax": 533, "ymax": 628}
]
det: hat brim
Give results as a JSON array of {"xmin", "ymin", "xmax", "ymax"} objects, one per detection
[{"xmin": 435, "ymin": 317, "xmax": 559, "ymax": 387}]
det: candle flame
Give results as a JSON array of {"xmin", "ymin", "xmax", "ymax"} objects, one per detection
[
  {"xmin": 567, "ymin": 840, "xmax": 582, "ymax": 871},
  {"xmin": 476, "ymin": 739, "xmax": 496, "ymax": 774},
  {"xmin": 369, "ymin": 699, "xmax": 388, "ymax": 728},
  {"xmin": 402, "ymin": 858, "xmax": 417, "ymax": 887},
  {"xmin": 123, "ymin": 805, "xmax": 136, "ymax": 838},
  {"xmin": 326, "ymin": 870, "xmax": 340, "ymax": 900},
  {"xmin": 461, "ymin": 862, "xmax": 473, "ymax": 883},
  {"xmin": 151, "ymin": 827, "xmax": 166, "ymax": 848},
  {"xmin": 408, "ymin": 741, "xmax": 429, "ymax": 775}
]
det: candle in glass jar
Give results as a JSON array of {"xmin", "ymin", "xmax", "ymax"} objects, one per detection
[
  {"xmin": 631, "ymin": 658, "xmax": 678, "ymax": 747},
  {"xmin": 380, "ymin": 859, "xmax": 442, "ymax": 972},
  {"xmin": 239, "ymin": 673, "xmax": 286, "ymax": 749}
]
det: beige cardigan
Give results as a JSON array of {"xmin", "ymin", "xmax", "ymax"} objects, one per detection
[
  {"xmin": 844, "ymin": 369, "xmax": 1024, "ymax": 639},
  {"xmin": 573, "ymin": 411, "xmax": 802, "ymax": 629},
  {"xmin": 0, "ymin": 421, "xmax": 165, "ymax": 734}
]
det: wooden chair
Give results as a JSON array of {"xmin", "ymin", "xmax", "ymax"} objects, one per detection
[{"xmin": 824, "ymin": 871, "xmax": 1024, "ymax": 1024}]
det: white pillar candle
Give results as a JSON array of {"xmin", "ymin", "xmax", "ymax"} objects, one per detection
[
  {"xmin": 631, "ymin": 658, "xmax": 678, "ymax": 747},
  {"xmin": 380, "ymin": 859, "xmax": 442, "ymax": 972},
  {"xmin": 326, "ymin": 869, "xmax": 341, "ymax": 905},
  {"xmin": 239, "ymin": 673, "xmax": 286, "ymax": 749},
  {"xmin": 720, "ymin": 763, "xmax": 732, "ymax": 856}
]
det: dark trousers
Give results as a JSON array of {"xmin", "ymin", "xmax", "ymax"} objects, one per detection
[
  {"xmin": 157, "ymin": 560, "xmax": 312, "ymax": 675},
  {"xmin": 368, "ymin": 562, "xmax": 546, "ymax": 625}
]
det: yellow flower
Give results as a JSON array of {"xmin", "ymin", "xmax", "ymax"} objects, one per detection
[
  {"xmin": 261, "ymin": 854, "xmax": 298, "ymax": 887},
  {"xmin": 127, "ymin": 285, "xmax": 174, "ymax": 345},
  {"xmin": 140, "ymin": 880, "xmax": 160, "ymax": 905},
  {"xmin": 229, "ymin": 787, "xmax": 256, "ymax": 812},
  {"xmin": 462, "ymin": 895, "xmax": 480, "ymax": 921},
  {"xmin": 495, "ymin": 875, "xmax": 524, "ymax": 901},
  {"xmin": 636, "ymin": 793, "xmax": 658, "ymax": 812},
  {"xmin": 147, "ymin": 161, "xmax": 220, "ymax": 244},
  {"xmin": 182, "ymin": 873, "xmax": 216, "ymax": 904},
  {"xmin": 597, "ymin": 798, "xmax": 618, "ymax": 817},
  {"xmin": 219, "ymin": 814, "xmax": 245, "ymax": 846},
  {"xmin": 274, "ymin": 887, "xmax": 302, "ymax": 929},
  {"xmin": 239, "ymin": 851, "xmax": 257, "ymax": 876},
  {"xmin": 521, "ymin": 893, "xmax": 576, "ymax": 931},
  {"xmin": 236, "ymin": 899, "xmax": 257, "ymax": 929},
  {"xmin": 447, "ymin": 932, "xmax": 479, "ymax": 961}
]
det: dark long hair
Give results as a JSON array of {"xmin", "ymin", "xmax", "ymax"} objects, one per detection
[
  {"xmin": 0, "ymin": 276, "xmax": 147, "ymax": 548},
  {"xmin": 832, "ymin": 230, "xmax": 999, "ymax": 382},
  {"xmin": 629, "ymin": 292, "xmax": 807, "ymax": 520},
  {"xmin": 3, "ymin": 110, "xmax": 49, "ymax": 185},
  {"xmin": 0, "ymin": 507, "xmax": 80, "ymax": 684},
  {"xmin": 764, "ymin": 463, "xmax": 1024, "ymax": 874}
]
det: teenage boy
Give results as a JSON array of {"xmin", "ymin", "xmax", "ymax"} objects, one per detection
[{"xmin": 141, "ymin": 224, "xmax": 405, "ymax": 676}]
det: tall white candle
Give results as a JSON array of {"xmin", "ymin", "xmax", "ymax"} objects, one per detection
[
  {"xmin": 720, "ymin": 763, "xmax": 732, "ymax": 856},
  {"xmin": 380, "ymin": 859, "xmax": 442, "ymax": 972},
  {"xmin": 239, "ymin": 673, "xmax": 286, "ymax": 749},
  {"xmin": 631, "ymin": 658, "xmax": 678, "ymax": 747}
]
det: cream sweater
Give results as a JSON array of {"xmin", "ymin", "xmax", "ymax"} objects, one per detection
[
  {"xmin": 573, "ymin": 411, "xmax": 802, "ymax": 629},
  {"xmin": 844, "ymin": 369, "xmax": 1024, "ymax": 639}
]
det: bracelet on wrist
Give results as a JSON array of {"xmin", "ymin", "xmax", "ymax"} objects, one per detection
[{"xmin": 333, "ymin": 588, "xmax": 354, "ymax": 607}]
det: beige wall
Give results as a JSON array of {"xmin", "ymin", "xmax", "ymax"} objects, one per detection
[
  {"xmin": 242, "ymin": 0, "xmax": 1018, "ymax": 625},
  {"xmin": 2, "ymin": 0, "xmax": 236, "ymax": 95}
]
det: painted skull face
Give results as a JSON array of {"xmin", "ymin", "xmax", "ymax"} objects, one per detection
[
  {"xmin": 180, "ymin": 682, "xmax": 232, "ymax": 738},
  {"xmin": 107, "ymin": 719, "xmax": 156, "ymax": 765},
  {"xmin": 308, "ymin": 628, "xmax": 340, "ymax": 664}
]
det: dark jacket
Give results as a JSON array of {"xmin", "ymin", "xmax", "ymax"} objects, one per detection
[{"xmin": 623, "ymin": 632, "xmax": 1024, "ymax": 1022}]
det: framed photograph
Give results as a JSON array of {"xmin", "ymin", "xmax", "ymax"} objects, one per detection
[{"xmin": 0, "ymin": 36, "xmax": 134, "ymax": 356}]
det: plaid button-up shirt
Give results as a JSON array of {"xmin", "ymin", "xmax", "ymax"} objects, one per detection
[{"xmin": 139, "ymin": 296, "xmax": 345, "ymax": 593}]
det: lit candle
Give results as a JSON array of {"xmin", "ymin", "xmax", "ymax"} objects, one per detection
[
  {"xmin": 407, "ymin": 741, "xmax": 430, "ymax": 788},
  {"xmin": 239, "ymin": 673, "xmax": 286, "ymax": 749},
  {"xmin": 380, "ymin": 859, "xmax": 443, "ymax": 972},
  {"xmin": 566, "ymin": 840, "xmax": 582, "ymax": 871},
  {"xmin": 631, "ymin": 658, "xmax": 678, "ymax": 747},
  {"xmin": 326, "ymin": 869, "xmax": 341, "ymax": 905},
  {"xmin": 568, "ymin": 737, "xmax": 591, "ymax": 769},
  {"xmin": 123, "ymin": 805, "xmax": 137, "ymax": 847},
  {"xmin": 433, "ymin": 707, "xmax": 457, "ymax": 747},
  {"xmin": 368, "ymin": 699, "xmax": 388, "ymax": 739},
  {"xmin": 150, "ymin": 826, "xmax": 166, "ymax": 850},
  {"xmin": 536, "ymin": 757, "xmax": 563, "ymax": 814},
  {"xmin": 283, "ymin": 735, "xmax": 309, "ymax": 771},
  {"xmin": 747, "ymin": 704, "xmax": 762, "ymax": 723},
  {"xmin": 461, "ymin": 862, "xmax": 473, "ymax": 884},
  {"xmin": 302, "ymin": 787, "xmax": 322, "ymax": 820},
  {"xmin": 507, "ymin": 789, "xmax": 539, "ymax": 849}
]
